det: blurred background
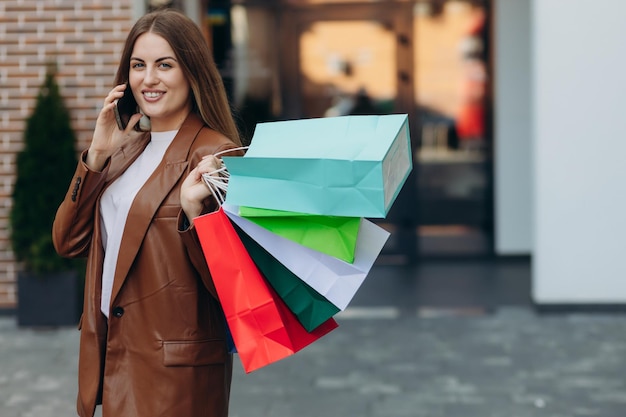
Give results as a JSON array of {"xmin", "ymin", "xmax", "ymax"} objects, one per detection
[{"xmin": 1, "ymin": 0, "xmax": 626, "ymax": 316}]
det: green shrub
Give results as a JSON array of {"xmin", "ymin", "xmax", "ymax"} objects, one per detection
[{"xmin": 10, "ymin": 63, "xmax": 80, "ymax": 274}]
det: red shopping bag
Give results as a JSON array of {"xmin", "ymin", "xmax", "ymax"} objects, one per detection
[{"xmin": 194, "ymin": 208, "xmax": 338, "ymax": 373}]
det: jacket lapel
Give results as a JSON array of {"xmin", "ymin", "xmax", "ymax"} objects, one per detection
[{"xmin": 109, "ymin": 114, "xmax": 204, "ymax": 307}]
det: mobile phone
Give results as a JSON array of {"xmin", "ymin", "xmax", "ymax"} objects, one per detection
[{"xmin": 113, "ymin": 87, "xmax": 138, "ymax": 130}]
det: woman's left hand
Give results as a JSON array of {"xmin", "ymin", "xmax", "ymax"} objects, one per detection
[{"xmin": 180, "ymin": 155, "xmax": 222, "ymax": 220}]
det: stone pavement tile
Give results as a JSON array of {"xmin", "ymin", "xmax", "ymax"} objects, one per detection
[
  {"xmin": 230, "ymin": 311, "xmax": 626, "ymax": 417},
  {"xmin": 0, "ymin": 318, "xmax": 79, "ymax": 417}
]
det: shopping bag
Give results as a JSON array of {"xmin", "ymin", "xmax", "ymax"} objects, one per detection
[
  {"xmin": 223, "ymin": 114, "xmax": 412, "ymax": 218},
  {"xmin": 194, "ymin": 208, "xmax": 338, "ymax": 373},
  {"xmin": 233, "ymin": 221, "xmax": 341, "ymax": 331},
  {"xmin": 238, "ymin": 206, "xmax": 361, "ymax": 263},
  {"xmin": 223, "ymin": 204, "xmax": 390, "ymax": 311}
]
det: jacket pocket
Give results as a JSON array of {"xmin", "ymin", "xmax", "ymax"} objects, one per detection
[{"xmin": 162, "ymin": 339, "xmax": 227, "ymax": 367}]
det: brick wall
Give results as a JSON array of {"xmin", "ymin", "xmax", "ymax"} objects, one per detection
[{"xmin": 0, "ymin": 0, "xmax": 135, "ymax": 308}]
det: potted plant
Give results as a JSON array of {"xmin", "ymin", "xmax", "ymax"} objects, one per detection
[{"xmin": 10, "ymin": 62, "xmax": 83, "ymax": 327}]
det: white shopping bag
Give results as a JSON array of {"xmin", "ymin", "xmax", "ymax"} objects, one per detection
[{"xmin": 222, "ymin": 204, "xmax": 390, "ymax": 310}]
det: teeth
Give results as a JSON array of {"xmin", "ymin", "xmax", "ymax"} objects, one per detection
[{"xmin": 144, "ymin": 92, "xmax": 161, "ymax": 98}]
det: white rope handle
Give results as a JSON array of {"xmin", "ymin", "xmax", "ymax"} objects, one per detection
[
  {"xmin": 201, "ymin": 146, "xmax": 249, "ymax": 206},
  {"xmin": 213, "ymin": 146, "xmax": 249, "ymax": 158}
]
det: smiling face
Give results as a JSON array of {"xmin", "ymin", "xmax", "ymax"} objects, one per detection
[{"xmin": 129, "ymin": 32, "xmax": 192, "ymax": 132}]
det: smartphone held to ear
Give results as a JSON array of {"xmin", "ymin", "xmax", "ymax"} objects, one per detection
[{"xmin": 114, "ymin": 88, "xmax": 144, "ymax": 131}]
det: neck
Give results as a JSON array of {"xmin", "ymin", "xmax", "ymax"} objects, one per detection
[{"xmin": 150, "ymin": 109, "xmax": 191, "ymax": 132}]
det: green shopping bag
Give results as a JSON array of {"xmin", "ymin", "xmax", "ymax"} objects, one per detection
[
  {"xmin": 223, "ymin": 114, "xmax": 412, "ymax": 218},
  {"xmin": 233, "ymin": 222, "xmax": 340, "ymax": 332},
  {"xmin": 238, "ymin": 206, "xmax": 361, "ymax": 263}
]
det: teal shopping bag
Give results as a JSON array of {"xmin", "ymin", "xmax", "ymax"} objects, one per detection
[{"xmin": 223, "ymin": 114, "xmax": 412, "ymax": 218}]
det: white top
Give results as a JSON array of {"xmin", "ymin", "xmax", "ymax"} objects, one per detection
[{"xmin": 99, "ymin": 130, "xmax": 177, "ymax": 317}]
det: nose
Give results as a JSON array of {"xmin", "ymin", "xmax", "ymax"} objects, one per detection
[{"xmin": 144, "ymin": 66, "xmax": 159, "ymax": 85}]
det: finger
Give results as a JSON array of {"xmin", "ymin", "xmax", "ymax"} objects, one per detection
[
  {"xmin": 201, "ymin": 155, "xmax": 220, "ymax": 168},
  {"xmin": 201, "ymin": 155, "xmax": 223, "ymax": 164},
  {"xmin": 197, "ymin": 162, "xmax": 220, "ymax": 177},
  {"xmin": 109, "ymin": 84, "xmax": 127, "ymax": 97},
  {"xmin": 186, "ymin": 166, "xmax": 203, "ymax": 182},
  {"xmin": 125, "ymin": 113, "xmax": 144, "ymax": 133},
  {"xmin": 96, "ymin": 101, "xmax": 117, "ymax": 124},
  {"xmin": 193, "ymin": 166, "xmax": 203, "ymax": 181},
  {"xmin": 101, "ymin": 101, "xmax": 117, "ymax": 113},
  {"xmin": 104, "ymin": 84, "xmax": 128, "ymax": 105}
]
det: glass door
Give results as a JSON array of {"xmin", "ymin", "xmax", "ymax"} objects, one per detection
[{"xmin": 413, "ymin": 0, "xmax": 492, "ymax": 257}]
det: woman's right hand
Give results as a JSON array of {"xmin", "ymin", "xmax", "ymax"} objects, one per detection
[{"xmin": 86, "ymin": 84, "xmax": 143, "ymax": 171}]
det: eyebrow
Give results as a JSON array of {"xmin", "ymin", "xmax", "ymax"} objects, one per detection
[{"xmin": 130, "ymin": 56, "xmax": 178, "ymax": 63}]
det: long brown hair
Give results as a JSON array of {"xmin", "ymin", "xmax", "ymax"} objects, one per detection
[{"xmin": 114, "ymin": 9, "xmax": 241, "ymax": 145}]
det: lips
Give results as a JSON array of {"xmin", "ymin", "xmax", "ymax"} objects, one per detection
[{"xmin": 143, "ymin": 91, "xmax": 164, "ymax": 101}]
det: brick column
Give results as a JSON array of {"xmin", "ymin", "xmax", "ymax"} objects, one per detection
[{"xmin": 0, "ymin": 0, "xmax": 135, "ymax": 308}]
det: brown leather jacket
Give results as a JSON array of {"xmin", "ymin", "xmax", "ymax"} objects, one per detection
[{"xmin": 53, "ymin": 113, "xmax": 243, "ymax": 417}]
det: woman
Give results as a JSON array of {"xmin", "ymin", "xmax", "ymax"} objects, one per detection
[{"xmin": 53, "ymin": 9, "xmax": 243, "ymax": 417}]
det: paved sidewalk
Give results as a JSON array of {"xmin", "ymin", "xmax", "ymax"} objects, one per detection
[{"xmin": 1, "ymin": 307, "xmax": 626, "ymax": 417}]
